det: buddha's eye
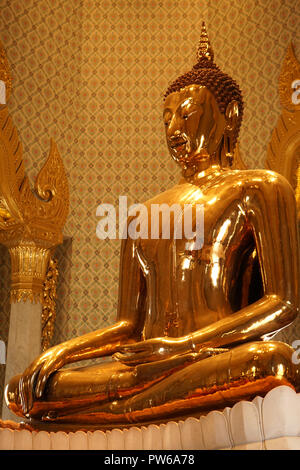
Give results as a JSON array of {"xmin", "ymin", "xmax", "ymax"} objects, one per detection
[{"xmin": 183, "ymin": 114, "xmax": 189, "ymax": 120}]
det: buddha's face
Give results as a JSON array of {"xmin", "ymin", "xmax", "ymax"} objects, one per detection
[{"xmin": 163, "ymin": 85, "xmax": 226, "ymax": 169}]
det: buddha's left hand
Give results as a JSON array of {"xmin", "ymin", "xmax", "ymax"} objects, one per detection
[{"xmin": 113, "ymin": 337, "xmax": 226, "ymax": 365}]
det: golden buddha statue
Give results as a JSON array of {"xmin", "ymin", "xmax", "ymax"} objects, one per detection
[{"xmin": 5, "ymin": 23, "xmax": 300, "ymax": 428}]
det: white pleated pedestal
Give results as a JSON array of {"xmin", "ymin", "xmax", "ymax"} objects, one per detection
[{"xmin": 1, "ymin": 385, "xmax": 300, "ymax": 450}]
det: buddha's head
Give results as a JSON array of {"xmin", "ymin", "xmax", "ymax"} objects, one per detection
[{"xmin": 163, "ymin": 22, "xmax": 243, "ymax": 173}]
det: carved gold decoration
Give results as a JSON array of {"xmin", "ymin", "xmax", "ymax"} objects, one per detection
[
  {"xmin": 197, "ymin": 21, "xmax": 214, "ymax": 63},
  {"xmin": 0, "ymin": 40, "xmax": 12, "ymax": 103},
  {"xmin": 266, "ymin": 43, "xmax": 300, "ymax": 217},
  {"xmin": 9, "ymin": 244, "xmax": 52, "ymax": 304},
  {"xmin": 0, "ymin": 45, "xmax": 69, "ymax": 303},
  {"xmin": 42, "ymin": 258, "xmax": 59, "ymax": 352},
  {"xmin": 266, "ymin": 109, "xmax": 300, "ymax": 191},
  {"xmin": 278, "ymin": 43, "xmax": 300, "ymax": 113}
]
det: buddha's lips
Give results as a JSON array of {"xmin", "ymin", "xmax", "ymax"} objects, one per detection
[{"xmin": 170, "ymin": 140, "xmax": 187, "ymax": 150}]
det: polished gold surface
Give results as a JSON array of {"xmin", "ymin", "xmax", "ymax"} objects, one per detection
[
  {"xmin": 0, "ymin": 72, "xmax": 69, "ymax": 302},
  {"xmin": 266, "ymin": 43, "xmax": 300, "ymax": 218},
  {"xmin": 5, "ymin": 23, "xmax": 300, "ymax": 428}
]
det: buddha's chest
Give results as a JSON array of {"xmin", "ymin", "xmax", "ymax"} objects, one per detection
[{"xmin": 137, "ymin": 188, "xmax": 246, "ymax": 265}]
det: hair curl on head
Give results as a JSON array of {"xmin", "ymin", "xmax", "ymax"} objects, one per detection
[{"xmin": 164, "ymin": 23, "xmax": 244, "ymax": 150}]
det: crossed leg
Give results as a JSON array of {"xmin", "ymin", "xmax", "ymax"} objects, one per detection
[{"xmin": 5, "ymin": 341, "xmax": 298, "ymax": 427}]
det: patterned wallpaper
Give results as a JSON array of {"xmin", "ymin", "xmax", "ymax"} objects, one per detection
[{"xmin": 0, "ymin": 0, "xmax": 300, "ymax": 408}]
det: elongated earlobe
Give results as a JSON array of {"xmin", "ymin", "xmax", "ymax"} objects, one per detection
[
  {"xmin": 224, "ymin": 100, "xmax": 239, "ymax": 166},
  {"xmin": 225, "ymin": 100, "xmax": 239, "ymax": 132}
]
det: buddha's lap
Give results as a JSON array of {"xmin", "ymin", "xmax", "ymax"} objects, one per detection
[{"xmin": 8, "ymin": 340, "xmax": 296, "ymax": 405}]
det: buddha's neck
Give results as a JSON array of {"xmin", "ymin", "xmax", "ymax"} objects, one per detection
[{"xmin": 181, "ymin": 152, "xmax": 224, "ymax": 186}]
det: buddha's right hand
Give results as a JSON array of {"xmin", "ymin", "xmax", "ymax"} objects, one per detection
[{"xmin": 18, "ymin": 343, "xmax": 67, "ymax": 416}]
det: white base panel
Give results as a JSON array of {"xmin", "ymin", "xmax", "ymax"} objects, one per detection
[{"xmin": 1, "ymin": 385, "xmax": 300, "ymax": 450}]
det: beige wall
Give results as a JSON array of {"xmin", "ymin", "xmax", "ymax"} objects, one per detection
[{"xmin": 0, "ymin": 0, "xmax": 300, "ymax": 410}]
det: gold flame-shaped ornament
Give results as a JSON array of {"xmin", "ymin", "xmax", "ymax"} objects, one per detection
[
  {"xmin": 278, "ymin": 43, "xmax": 300, "ymax": 112},
  {"xmin": 0, "ymin": 41, "xmax": 69, "ymax": 304},
  {"xmin": 266, "ymin": 43, "xmax": 300, "ymax": 218},
  {"xmin": 197, "ymin": 21, "xmax": 214, "ymax": 64}
]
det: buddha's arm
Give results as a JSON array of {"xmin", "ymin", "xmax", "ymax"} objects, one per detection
[
  {"xmin": 52, "ymin": 237, "xmax": 147, "ymax": 363},
  {"xmin": 189, "ymin": 174, "xmax": 299, "ymax": 348},
  {"xmin": 17, "ymin": 237, "xmax": 146, "ymax": 414},
  {"xmin": 117, "ymin": 174, "xmax": 299, "ymax": 365}
]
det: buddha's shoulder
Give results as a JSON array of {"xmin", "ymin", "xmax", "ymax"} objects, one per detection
[
  {"xmin": 141, "ymin": 183, "xmax": 195, "ymax": 206},
  {"xmin": 141, "ymin": 169, "xmax": 293, "ymax": 206},
  {"xmin": 228, "ymin": 168, "xmax": 293, "ymax": 192}
]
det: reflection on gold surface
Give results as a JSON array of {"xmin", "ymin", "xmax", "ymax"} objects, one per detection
[{"xmin": 5, "ymin": 23, "xmax": 300, "ymax": 428}]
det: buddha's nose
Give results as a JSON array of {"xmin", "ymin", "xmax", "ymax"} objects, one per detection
[
  {"xmin": 168, "ymin": 128, "xmax": 182, "ymax": 143},
  {"xmin": 167, "ymin": 115, "xmax": 182, "ymax": 138}
]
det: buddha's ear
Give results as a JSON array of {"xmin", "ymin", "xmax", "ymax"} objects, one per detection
[{"xmin": 225, "ymin": 100, "xmax": 239, "ymax": 132}]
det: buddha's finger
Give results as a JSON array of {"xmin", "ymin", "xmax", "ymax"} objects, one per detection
[
  {"xmin": 113, "ymin": 352, "xmax": 127, "ymax": 361},
  {"xmin": 35, "ymin": 359, "xmax": 58, "ymax": 398},
  {"xmin": 204, "ymin": 347, "xmax": 229, "ymax": 355},
  {"xmin": 118, "ymin": 343, "xmax": 150, "ymax": 353},
  {"xmin": 20, "ymin": 367, "xmax": 40, "ymax": 414},
  {"xmin": 113, "ymin": 352, "xmax": 140, "ymax": 362},
  {"xmin": 35, "ymin": 366, "xmax": 52, "ymax": 398},
  {"xmin": 21, "ymin": 374, "xmax": 31, "ymax": 415},
  {"xmin": 113, "ymin": 350, "xmax": 151, "ymax": 365},
  {"xmin": 24, "ymin": 375, "xmax": 33, "ymax": 413},
  {"xmin": 19, "ymin": 375, "xmax": 27, "ymax": 414},
  {"xmin": 22, "ymin": 375, "xmax": 30, "ymax": 415},
  {"xmin": 197, "ymin": 347, "xmax": 229, "ymax": 359},
  {"xmin": 28, "ymin": 368, "xmax": 41, "ymax": 411}
]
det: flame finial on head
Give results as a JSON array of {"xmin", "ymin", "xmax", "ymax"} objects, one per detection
[{"xmin": 196, "ymin": 21, "xmax": 214, "ymax": 64}]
